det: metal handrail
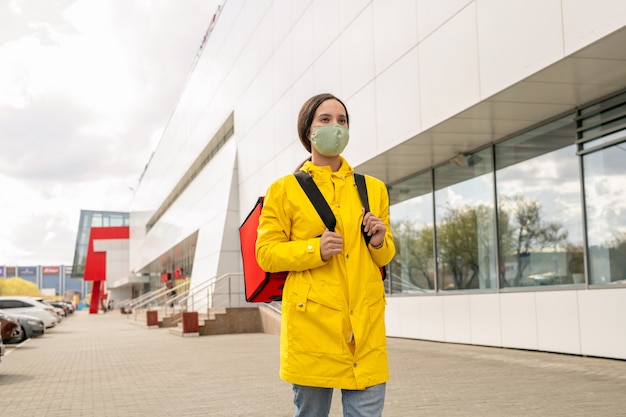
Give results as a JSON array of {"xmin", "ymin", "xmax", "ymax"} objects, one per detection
[
  {"xmin": 125, "ymin": 287, "xmax": 169, "ymax": 309},
  {"xmin": 129, "ymin": 281, "xmax": 189, "ymax": 319},
  {"xmin": 123, "ymin": 272, "xmax": 246, "ymax": 325},
  {"xmin": 264, "ymin": 301, "xmax": 282, "ymax": 315},
  {"xmin": 186, "ymin": 272, "xmax": 243, "ymax": 311},
  {"xmin": 160, "ymin": 286, "xmax": 192, "ymax": 317},
  {"xmin": 164, "ymin": 272, "xmax": 244, "ymax": 325}
]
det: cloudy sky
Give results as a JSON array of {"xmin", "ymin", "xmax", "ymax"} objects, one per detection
[{"xmin": 0, "ymin": 0, "xmax": 220, "ymax": 267}]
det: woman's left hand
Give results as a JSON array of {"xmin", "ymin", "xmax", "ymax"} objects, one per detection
[{"xmin": 362, "ymin": 208, "xmax": 386, "ymax": 248}]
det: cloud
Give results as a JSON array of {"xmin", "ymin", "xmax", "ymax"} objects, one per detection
[{"xmin": 0, "ymin": 0, "xmax": 220, "ymax": 266}]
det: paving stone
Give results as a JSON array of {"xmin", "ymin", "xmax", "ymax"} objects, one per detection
[{"xmin": 0, "ymin": 311, "xmax": 624, "ymax": 416}]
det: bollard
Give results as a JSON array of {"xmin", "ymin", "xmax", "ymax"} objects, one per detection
[
  {"xmin": 146, "ymin": 310, "xmax": 159, "ymax": 328},
  {"xmin": 182, "ymin": 311, "xmax": 199, "ymax": 336}
]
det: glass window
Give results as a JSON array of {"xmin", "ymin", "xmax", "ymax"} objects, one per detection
[
  {"xmin": 495, "ymin": 115, "xmax": 584, "ymax": 288},
  {"xmin": 91, "ymin": 213, "xmax": 102, "ymax": 227},
  {"xmin": 384, "ymin": 94, "xmax": 625, "ymax": 294},
  {"xmin": 434, "ymin": 148, "xmax": 497, "ymax": 291},
  {"xmin": 110, "ymin": 214, "xmax": 125, "ymax": 226},
  {"xmin": 583, "ymin": 136, "xmax": 626, "ymax": 285},
  {"xmin": 579, "ymin": 90, "xmax": 626, "ymax": 147},
  {"xmin": 389, "ymin": 171, "xmax": 435, "ymax": 293}
]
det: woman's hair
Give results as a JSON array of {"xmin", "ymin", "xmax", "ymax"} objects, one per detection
[{"xmin": 297, "ymin": 93, "xmax": 349, "ymax": 153}]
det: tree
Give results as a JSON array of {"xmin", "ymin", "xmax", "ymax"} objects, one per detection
[
  {"xmin": 499, "ymin": 196, "xmax": 568, "ymax": 286},
  {"xmin": 436, "ymin": 204, "xmax": 495, "ymax": 290},
  {"xmin": 391, "ymin": 220, "xmax": 435, "ymax": 291},
  {"xmin": 0, "ymin": 277, "xmax": 42, "ymax": 297}
]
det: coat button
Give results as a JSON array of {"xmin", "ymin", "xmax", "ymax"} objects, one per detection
[
  {"xmin": 353, "ymin": 363, "xmax": 358, "ymax": 368},
  {"xmin": 298, "ymin": 303, "xmax": 304, "ymax": 308}
]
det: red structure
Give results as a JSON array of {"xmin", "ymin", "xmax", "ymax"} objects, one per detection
[{"xmin": 83, "ymin": 226, "xmax": 129, "ymax": 314}]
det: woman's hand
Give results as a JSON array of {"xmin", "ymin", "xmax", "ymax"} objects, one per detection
[
  {"xmin": 320, "ymin": 229, "xmax": 343, "ymax": 261},
  {"xmin": 363, "ymin": 208, "xmax": 386, "ymax": 248}
]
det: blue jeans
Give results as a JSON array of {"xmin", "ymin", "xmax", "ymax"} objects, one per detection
[{"xmin": 292, "ymin": 383, "xmax": 386, "ymax": 417}]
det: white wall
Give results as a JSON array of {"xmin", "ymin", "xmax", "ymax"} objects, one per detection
[{"xmin": 386, "ymin": 288, "xmax": 626, "ymax": 360}]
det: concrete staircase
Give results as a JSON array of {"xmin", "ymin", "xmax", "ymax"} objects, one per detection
[
  {"xmin": 168, "ymin": 307, "xmax": 278, "ymax": 337},
  {"xmin": 126, "ymin": 305, "xmax": 282, "ymax": 337}
]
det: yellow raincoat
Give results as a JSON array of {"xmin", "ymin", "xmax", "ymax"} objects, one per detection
[{"xmin": 256, "ymin": 158, "xmax": 395, "ymax": 390}]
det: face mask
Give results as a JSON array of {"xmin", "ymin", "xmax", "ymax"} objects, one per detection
[{"xmin": 310, "ymin": 124, "xmax": 349, "ymax": 157}]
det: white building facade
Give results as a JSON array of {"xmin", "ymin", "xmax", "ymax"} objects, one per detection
[{"xmin": 129, "ymin": 0, "xmax": 626, "ymax": 360}]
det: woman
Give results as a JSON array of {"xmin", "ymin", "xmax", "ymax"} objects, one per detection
[{"xmin": 256, "ymin": 93, "xmax": 396, "ymax": 417}]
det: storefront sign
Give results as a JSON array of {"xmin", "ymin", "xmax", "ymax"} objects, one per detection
[{"xmin": 18, "ymin": 266, "xmax": 37, "ymax": 275}]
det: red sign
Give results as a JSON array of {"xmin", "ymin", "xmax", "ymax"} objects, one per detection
[{"xmin": 42, "ymin": 266, "xmax": 60, "ymax": 274}]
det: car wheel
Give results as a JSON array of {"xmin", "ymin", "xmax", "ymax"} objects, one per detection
[{"xmin": 18, "ymin": 326, "xmax": 28, "ymax": 342}]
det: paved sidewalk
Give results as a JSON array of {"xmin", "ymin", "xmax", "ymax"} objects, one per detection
[{"xmin": 1, "ymin": 310, "xmax": 624, "ymax": 416}]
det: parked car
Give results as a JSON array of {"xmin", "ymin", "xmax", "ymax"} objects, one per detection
[
  {"xmin": 0, "ymin": 311, "xmax": 23, "ymax": 344},
  {"xmin": 0, "ymin": 296, "xmax": 58, "ymax": 328},
  {"xmin": 8, "ymin": 313, "xmax": 45, "ymax": 343},
  {"xmin": 62, "ymin": 301, "xmax": 76, "ymax": 314},
  {"xmin": 48, "ymin": 304, "xmax": 65, "ymax": 320},
  {"xmin": 48, "ymin": 300, "xmax": 74, "ymax": 315},
  {"xmin": 33, "ymin": 298, "xmax": 64, "ymax": 322}
]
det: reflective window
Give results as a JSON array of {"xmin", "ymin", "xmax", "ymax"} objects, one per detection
[
  {"xmin": 386, "ymin": 93, "xmax": 625, "ymax": 294},
  {"xmin": 495, "ymin": 115, "xmax": 584, "ymax": 288},
  {"xmin": 434, "ymin": 148, "xmax": 497, "ymax": 291},
  {"xmin": 389, "ymin": 171, "xmax": 435, "ymax": 293},
  {"xmin": 583, "ymin": 136, "xmax": 626, "ymax": 285}
]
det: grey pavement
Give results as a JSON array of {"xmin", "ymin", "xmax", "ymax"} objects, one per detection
[{"xmin": 1, "ymin": 310, "xmax": 625, "ymax": 417}]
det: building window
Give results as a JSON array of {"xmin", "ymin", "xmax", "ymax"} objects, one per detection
[
  {"xmin": 579, "ymin": 91, "xmax": 626, "ymax": 285},
  {"xmin": 386, "ymin": 91, "xmax": 626, "ymax": 294},
  {"xmin": 388, "ymin": 171, "xmax": 435, "ymax": 293},
  {"xmin": 434, "ymin": 147, "xmax": 497, "ymax": 291},
  {"xmin": 495, "ymin": 114, "xmax": 583, "ymax": 288}
]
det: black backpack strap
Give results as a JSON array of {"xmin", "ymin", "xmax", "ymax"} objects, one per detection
[
  {"xmin": 354, "ymin": 173, "xmax": 369, "ymax": 213},
  {"xmin": 355, "ymin": 173, "xmax": 387, "ymax": 279},
  {"xmin": 294, "ymin": 171, "xmax": 386, "ymax": 280},
  {"xmin": 354, "ymin": 173, "xmax": 372, "ymax": 245},
  {"xmin": 294, "ymin": 171, "xmax": 376, "ymax": 247},
  {"xmin": 294, "ymin": 171, "xmax": 336, "ymax": 232}
]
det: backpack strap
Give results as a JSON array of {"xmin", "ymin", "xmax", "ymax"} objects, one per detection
[
  {"xmin": 294, "ymin": 171, "xmax": 336, "ymax": 232},
  {"xmin": 294, "ymin": 171, "xmax": 372, "ymax": 244},
  {"xmin": 353, "ymin": 173, "xmax": 372, "ymax": 245},
  {"xmin": 295, "ymin": 171, "xmax": 386, "ymax": 280}
]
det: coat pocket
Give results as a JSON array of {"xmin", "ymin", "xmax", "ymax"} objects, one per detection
[
  {"xmin": 366, "ymin": 281, "xmax": 387, "ymax": 349},
  {"xmin": 289, "ymin": 283, "xmax": 344, "ymax": 355}
]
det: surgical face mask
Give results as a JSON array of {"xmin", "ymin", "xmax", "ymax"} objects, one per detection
[{"xmin": 310, "ymin": 124, "xmax": 349, "ymax": 157}]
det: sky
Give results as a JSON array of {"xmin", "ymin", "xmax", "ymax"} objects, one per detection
[{"xmin": 0, "ymin": 0, "xmax": 221, "ymax": 267}]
